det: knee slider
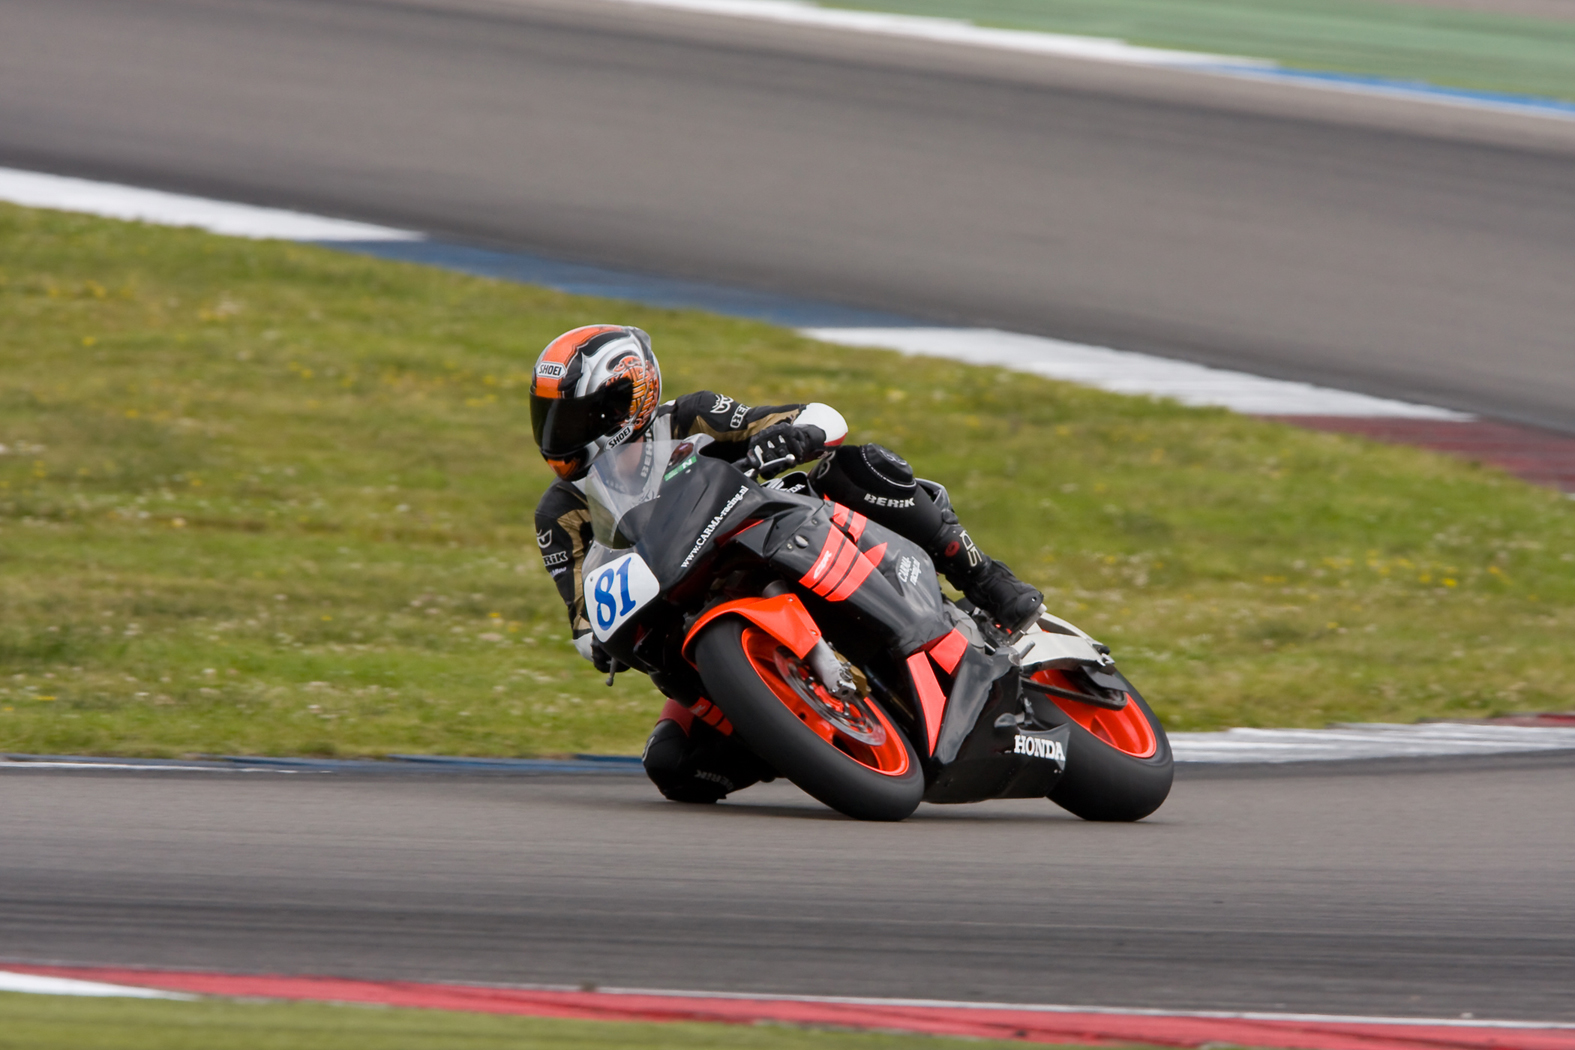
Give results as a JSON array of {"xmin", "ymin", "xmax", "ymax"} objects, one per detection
[
  {"xmin": 642, "ymin": 718, "xmax": 691, "ymax": 787},
  {"xmin": 643, "ymin": 718, "xmax": 727, "ymax": 804}
]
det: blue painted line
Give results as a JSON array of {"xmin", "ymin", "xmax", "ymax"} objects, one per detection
[
  {"xmin": 331, "ymin": 240, "xmax": 923, "ymax": 329},
  {"xmin": 2, "ymin": 752, "xmax": 646, "ymax": 775},
  {"xmin": 385, "ymin": 753, "xmax": 645, "ymax": 775},
  {"xmin": 570, "ymin": 753, "xmax": 646, "ymax": 766},
  {"xmin": 1207, "ymin": 65, "xmax": 1575, "ymax": 120}
]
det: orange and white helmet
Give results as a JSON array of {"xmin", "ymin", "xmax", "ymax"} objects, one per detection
[{"xmin": 529, "ymin": 325, "xmax": 661, "ymax": 481}]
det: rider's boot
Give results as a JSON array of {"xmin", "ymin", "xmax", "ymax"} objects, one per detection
[
  {"xmin": 923, "ymin": 511, "xmax": 1043, "ymax": 633},
  {"xmin": 642, "ymin": 699, "xmax": 775, "ymax": 804}
]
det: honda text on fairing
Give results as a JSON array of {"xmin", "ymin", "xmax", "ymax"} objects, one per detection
[{"xmin": 579, "ymin": 424, "xmax": 1173, "ymax": 822}]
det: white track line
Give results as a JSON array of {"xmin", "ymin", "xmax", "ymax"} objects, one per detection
[
  {"xmin": 0, "ymin": 971, "xmax": 192, "ymax": 999},
  {"xmin": 0, "ymin": 760, "xmax": 292, "ymax": 772},
  {"xmin": 605, "ymin": 0, "xmax": 1264, "ymax": 69},
  {"xmin": 1170, "ymin": 722, "xmax": 1575, "ymax": 763},
  {"xmin": 587, "ymin": 983, "xmax": 1575, "ymax": 1029},
  {"xmin": 804, "ymin": 326, "xmax": 1471, "ymax": 419},
  {"xmin": 0, "ymin": 168, "xmax": 419, "ymax": 242},
  {"xmin": 4, "ymin": 968, "xmax": 1570, "ymax": 1028}
]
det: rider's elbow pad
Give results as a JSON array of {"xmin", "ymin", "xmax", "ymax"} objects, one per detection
[
  {"xmin": 574, "ymin": 633, "xmax": 597, "ymax": 662},
  {"xmin": 797, "ymin": 403, "xmax": 847, "ymax": 447}
]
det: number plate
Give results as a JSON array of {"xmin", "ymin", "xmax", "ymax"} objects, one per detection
[{"xmin": 586, "ymin": 552, "xmax": 662, "ymax": 642}]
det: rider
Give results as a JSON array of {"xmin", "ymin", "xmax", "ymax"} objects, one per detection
[{"xmin": 531, "ymin": 324, "xmax": 1043, "ymax": 802}]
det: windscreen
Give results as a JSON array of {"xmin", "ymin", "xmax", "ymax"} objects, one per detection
[{"xmin": 583, "ymin": 419, "xmax": 714, "ymax": 547}]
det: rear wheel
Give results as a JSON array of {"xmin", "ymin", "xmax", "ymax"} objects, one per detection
[
  {"xmin": 693, "ymin": 618, "xmax": 924, "ymax": 821},
  {"xmin": 1028, "ymin": 667, "xmax": 1173, "ymax": 822}
]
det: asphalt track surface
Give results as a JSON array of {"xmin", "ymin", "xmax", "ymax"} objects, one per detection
[
  {"xmin": 3, "ymin": 762, "xmax": 1574, "ymax": 1022},
  {"xmin": 4, "ymin": 0, "xmax": 1575, "ymax": 431}
]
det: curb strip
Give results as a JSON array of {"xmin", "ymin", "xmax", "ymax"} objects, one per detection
[{"xmin": 3, "ymin": 965, "xmax": 1574, "ymax": 1050}]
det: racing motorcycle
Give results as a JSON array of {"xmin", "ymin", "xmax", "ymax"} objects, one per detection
[{"xmin": 581, "ymin": 421, "xmax": 1173, "ymax": 822}]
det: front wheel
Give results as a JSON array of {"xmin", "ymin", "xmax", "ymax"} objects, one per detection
[
  {"xmin": 1028, "ymin": 668, "xmax": 1173, "ymax": 822},
  {"xmin": 693, "ymin": 618, "xmax": 924, "ymax": 821}
]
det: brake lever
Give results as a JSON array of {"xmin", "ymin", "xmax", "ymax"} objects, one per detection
[
  {"xmin": 736, "ymin": 452, "xmax": 796, "ymax": 479},
  {"xmin": 605, "ymin": 659, "xmax": 623, "ymax": 687}
]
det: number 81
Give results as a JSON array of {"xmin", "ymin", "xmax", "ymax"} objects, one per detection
[{"xmin": 593, "ymin": 560, "xmax": 636, "ymax": 631}]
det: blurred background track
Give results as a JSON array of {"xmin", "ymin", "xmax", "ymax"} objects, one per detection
[{"xmin": 2, "ymin": 0, "xmax": 1573, "ymax": 431}]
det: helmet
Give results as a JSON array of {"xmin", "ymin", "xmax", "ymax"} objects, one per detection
[{"xmin": 529, "ymin": 325, "xmax": 661, "ymax": 481}]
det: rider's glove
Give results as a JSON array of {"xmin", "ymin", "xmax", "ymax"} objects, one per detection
[
  {"xmin": 747, "ymin": 423, "xmax": 827, "ymax": 475},
  {"xmin": 575, "ymin": 632, "xmax": 617, "ymax": 674},
  {"xmin": 575, "ymin": 633, "xmax": 613, "ymax": 671}
]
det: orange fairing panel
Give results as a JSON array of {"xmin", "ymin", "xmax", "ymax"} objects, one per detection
[
  {"xmin": 828, "ymin": 502, "xmax": 868, "ymax": 540},
  {"xmin": 907, "ymin": 651, "xmax": 947, "ymax": 756},
  {"xmin": 683, "ymin": 594, "xmax": 822, "ymax": 663},
  {"xmin": 798, "ymin": 522, "xmax": 886, "ymax": 603},
  {"xmin": 924, "ymin": 629, "xmax": 968, "ymax": 676}
]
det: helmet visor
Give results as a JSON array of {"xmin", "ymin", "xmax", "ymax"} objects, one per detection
[{"xmin": 530, "ymin": 377, "xmax": 634, "ymax": 458}]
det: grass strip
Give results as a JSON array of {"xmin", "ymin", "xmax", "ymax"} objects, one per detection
[
  {"xmin": 0, "ymin": 202, "xmax": 1571, "ymax": 760},
  {"xmin": 820, "ymin": 0, "xmax": 1575, "ymax": 102},
  {"xmin": 0, "ymin": 992, "xmax": 1125, "ymax": 1050}
]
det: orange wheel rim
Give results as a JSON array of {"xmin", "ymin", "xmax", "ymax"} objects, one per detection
[
  {"xmin": 740, "ymin": 626, "xmax": 911, "ymax": 777},
  {"xmin": 1029, "ymin": 668, "xmax": 1157, "ymax": 759}
]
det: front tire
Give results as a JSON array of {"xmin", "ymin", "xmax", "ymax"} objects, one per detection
[
  {"xmin": 693, "ymin": 618, "xmax": 924, "ymax": 822},
  {"xmin": 1028, "ymin": 669, "xmax": 1173, "ymax": 822}
]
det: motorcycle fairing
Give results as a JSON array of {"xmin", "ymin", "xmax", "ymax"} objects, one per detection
[
  {"xmin": 901, "ymin": 639, "xmax": 1032, "ymax": 770},
  {"xmin": 586, "ymin": 551, "xmax": 663, "ymax": 643},
  {"xmin": 631, "ymin": 456, "xmax": 805, "ymax": 592},
  {"xmin": 930, "ymin": 644, "xmax": 1019, "ymax": 766},
  {"xmin": 923, "ymin": 666, "xmax": 1070, "ymax": 805},
  {"xmin": 734, "ymin": 500, "xmax": 953, "ymax": 658},
  {"xmin": 1012, "ymin": 612, "xmax": 1115, "ymax": 673},
  {"xmin": 732, "ymin": 500, "xmax": 1022, "ymax": 765},
  {"xmin": 905, "ymin": 651, "xmax": 948, "ymax": 755}
]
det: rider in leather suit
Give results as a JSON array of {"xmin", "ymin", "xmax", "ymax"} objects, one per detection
[{"xmin": 531, "ymin": 325, "xmax": 1043, "ymax": 803}]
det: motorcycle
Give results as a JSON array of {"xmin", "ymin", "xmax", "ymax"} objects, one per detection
[{"xmin": 580, "ymin": 419, "xmax": 1173, "ymax": 822}]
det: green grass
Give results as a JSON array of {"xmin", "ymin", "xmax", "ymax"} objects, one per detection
[
  {"xmin": 0, "ymin": 992, "xmax": 1121, "ymax": 1050},
  {"xmin": 0, "ymin": 202, "xmax": 1572, "ymax": 759},
  {"xmin": 819, "ymin": 0, "xmax": 1575, "ymax": 102}
]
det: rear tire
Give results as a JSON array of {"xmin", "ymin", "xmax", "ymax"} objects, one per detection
[
  {"xmin": 1031, "ymin": 672, "xmax": 1173, "ymax": 822},
  {"xmin": 693, "ymin": 618, "xmax": 924, "ymax": 822}
]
